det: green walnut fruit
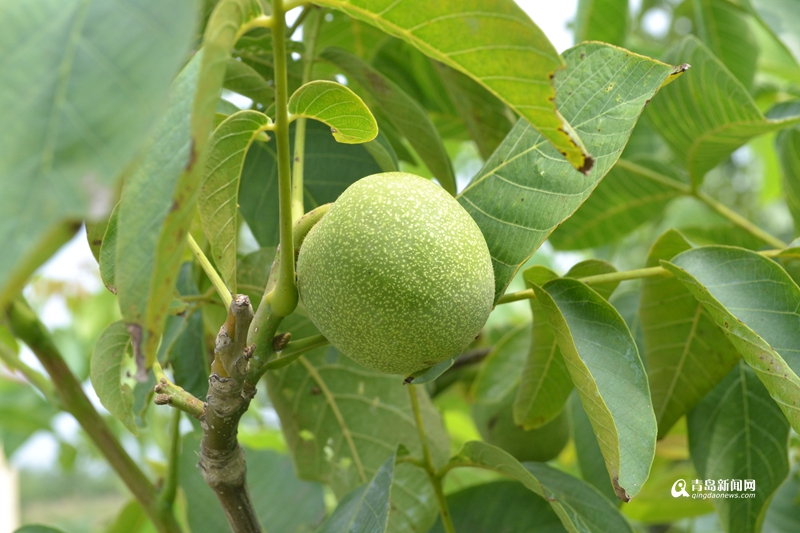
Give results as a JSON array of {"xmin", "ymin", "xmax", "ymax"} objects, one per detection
[
  {"xmin": 296, "ymin": 172, "xmax": 494, "ymax": 375},
  {"xmin": 473, "ymin": 388, "xmax": 569, "ymax": 462}
]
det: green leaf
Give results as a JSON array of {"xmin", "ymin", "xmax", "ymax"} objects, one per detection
[
  {"xmin": 575, "ymin": 0, "xmax": 629, "ymax": 47},
  {"xmin": 320, "ymin": 47, "xmax": 456, "ymax": 194},
  {"xmin": 116, "ymin": 0, "xmax": 267, "ymax": 370},
  {"xmin": 473, "ymin": 387, "xmax": 570, "ymax": 463},
  {"xmin": 434, "ymin": 63, "xmax": 514, "ymax": 159},
  {"xmin": 471, "ymin": 320, "xmax": 530, "ymax": 405},
  {"xmin": 532, "ymin": 278, "xmax": 656, "ymax": 501},
  {"xmin": 85, "ymin": 218, "xmax": 109, "ymax": 263},
  {"xmin": 447, "ymin": 441, "xmax": 635, "ymax": 532},
  {"xmin": 664, "ymin": 246, "xmax": 800, "ymax": 434},
  {"xmin": 688, "ymin": 361, "xmax": 790, "ymax": 533},
  {"xmin": 239, "ymin": 120, "xmax": 385, "ymax": 247},
  {"xmin": 776, "ymin": 124, "xmax": 800, "ymax": 234},
  {"xmin": 199, "ymin": 110, "xmax": 271, "ymax": 293},
  {"xmin": 90, "ymin": 321, "xmax": 137, "ymax": 436},
  {"xmin": 266, "ymin": 310, "xmax": 450, "ymax": 533},
  {"xmin": 180, "ymin": 432, "xmax": 326, "ymax": 533},
  {"xmin": 105, "ymin": 500, "xmax": 149, "ymax": 533},
  {"xmin": 313, "ymin": 0, "xmax": 593, "ymax": 172},
  {"xmin": 237, "ymin": 247, "xmax": 277, "ymax": 308},
  {"xmin": 223, "ymin": 57, "xmax": 273, "ymax": 106},
  {"xmin": 288, "ymin": 80, "xmax": 378, "ymax": 144},
  {"xmin": 0, "ymin": 0, "xmax": 196, "ymax": 308},
  {"xmin": 569, "ymin": 392, "xmax": 617, "ymax": 503},
  {"xmin": 763, "ymin": 469, "xmax": 800, "ymax": 533},
  {"xmin": 315, "ymin": 452, "xmax": 395, "ymax": 533},
  {"xmin": 458, "ymin": 42, "xmax": 678, "ymax": 301},
  {"xmin": 157, "ymin": 263, "xmax": 208, "ymax": 401},
  {"xmin": 514, "ymin": 260, "xmax": 618, "ymax": 430},
  {"xmin": 116, "ymin": 52, "xmax": 203, "ymax": 373},
  {"xmin": 640, "ymin": 230, "xmax": 740, "ymax": 438},
  {"xmin": 550, "ymin": 159, "xmax": 686, "ymax": 250},
  {"xmin": 748, "ymin": 0, "xmax": 800, "ymax": 66},
  {"xmin": 694, "ymin": 0, "xmax": 759, "ymax": 88},
  {"xmin": 649, "ymin": 36, "xmax": 800, "ymax": 184},
  {"xmin": 99, "ymin": 204, "xmax": 119, "ymax": 294},
  {"xmin": 0, "ymin": 378, "xmax": 58, "ymax": 455},
  {"xmin": 428, "ymin": 481, "xmax": 567, "ymax": 533}
]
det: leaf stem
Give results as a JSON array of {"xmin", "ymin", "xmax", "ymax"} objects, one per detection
[
  {"xmin": 291, "ymin": 7, "xmax": 323, "ymax": 223},
  {"xmin": 408, "ymin": 385, "xmax": 455, "ymax": 533},
  {"xmin": 694, "ymin": 191, "xmax": 787, "ymax": 249},
  {"xmin": 615, "ymin": 158, "xmax": 786, "ymax": 249},
  {"xmin": 497, "ymin": 247, "xmax": 786, "ymax": 305},
  {"xmin": 187, "ymin": 233, "xmax": 232, "ymax": 308},
  {"xmin": 0, "ymin": 342, "xmax": 59, "ymax": 406},
  {"xmin": 158, "ymin": 408, "xmax": 182, "ymax": 509},
  {"xmin": 287, "ymin": 5, "xmax": 311, "ymax": 38},
  {"xmin": 271, "ymin": 0, "xmax": 299, "ymax": 317},
  {"xmin": 4, "ymin": 298, "xmax": 183, "ymax": 533}
]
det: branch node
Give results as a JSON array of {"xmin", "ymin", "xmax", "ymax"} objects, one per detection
[{"xmin": 272, "ymin": 332, "xmax": 291, "ymax": 351}]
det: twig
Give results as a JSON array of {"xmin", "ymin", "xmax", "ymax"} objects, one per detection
[
  {"xmin": 153, "ymin": 362, "xmax": 205, "ymax": 419},
  {"xmin": 159, "ymin": 409, "xmax": 182, "ymax": 509},
  {"xmin": 4, "ymin": 298, "xmax": 182, "ymax": 533}
]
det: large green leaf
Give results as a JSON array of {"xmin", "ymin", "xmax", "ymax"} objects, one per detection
[
  {"xmin": 575, "ymin": 0, "xmax": 628, "ymax": 47},
  {"xmin": 763, "ymin": 469, "xmax": 800, "ymax": 533},
  {"xmin": 198, "ymin": 110, "xmax": 271, "ymax": 293},
  {"xmin": 447, "ymin": 441, "xmax": 635, "ymax": 533},
  {"xmin": 434, "ymin": 63, "xmax": 514, "ymax": 159},
  {"xmin": 90, "ymin": 321, "xmax": 137, "ymax": 435},
  {"xmin": 514, "ymin": 260, "xmax": 618, "ymax": 430},
  {"xmin": 312, "ymin": 0, "xmax": 593, "ymax": 172},
  {"xmin": 0, "ymin": 376, "xmax": 58, "ymax": 456},
  {"xmin": 239, "ymin": 120, "xmax": 388, "ymax": 247},
  {"xmin": 315, "ymin": 452, "xmax": 394, "ymax": 533},
  {"xmin": 531, "ymin": 278, "xmax": 656, "ymax": 501},
  {"xmin": 664, "ymin": 246, "xmax": 800, "ymax": 434},
  {"xmin": 569, "ymin": 393, "xmax": 617, "ymax": 503},
  {"xmin": 748, "ymin": 0, "xmax": 800, "ymax": 66},
  {"xmin": 429, "ymin": 481, "xmax": 567, "ymax": 533},
  {"xmin": 180, "ymin": 432, "xmax": 326, "ymax": 533},
  {"xmin": 116, "ymin": 0, "xmax": 266, "ymax": 370},
  {"xmin": 470, "ymin": 321, "xmax": 530, "ymax": 405},
  {"xmin": 99, "ymin": 204, "xmax": 119, "ymax": 294},
  {"xmin": 266, "ymin": 311, "xmax": 450, "ymax": 533},
  {"xmin": 0, "ymin": 0, "xmax": 196, "ymax": 308},
  {"xmin": 458, "ymin": 42, "xmax": 678, "ymax": 301},
  {"xmin": 776, "ymin": 124, "xmax": 800, "ymax": 233},
  {"xmin": 289, "ymin": 80, "xmax": 378, "ymax": 144},
  {"xmin": 320, "ymin": 47, "xmax": 455, "ymax": 194},
  {"xmin": 640, "ymin": 230, "xmax": 740, "ymax": 438},
  {"xmin": 688, "ymin": 361, "xmax": 790, "ymax": 533},
  {"xmin": 550, "ymin": 159, "xmax": 686, "ymax": 250},
  {"xmin": 223, "ymin": 57, "xmax": 273, "ymax": 106},
  {"xmin": 694, "ymin": 0, "xmax": 759, "ymax": 88},
  {"xmin": 116, "ymin": 52, "xmax": 202, "ymax": 372},
  {"xmin": 649, "ymin": 36, "xmax": 800, "ymax": 184}
]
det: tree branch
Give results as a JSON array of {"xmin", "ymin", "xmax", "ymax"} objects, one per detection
[
  {"xmin": 4, "ymin": 298, "xmax": 182, "ymax": 533},
  {"xmin": 199, "ymin": 294, "xmax": 262, "ymax": 533},
  {"xmin": 153, "ymin": 362, "xmax": 205, "ymax": 419}
]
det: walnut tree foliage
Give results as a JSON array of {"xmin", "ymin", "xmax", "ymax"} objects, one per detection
[{"xmin": 2, "ymin": 0, "xmax": 800, "ymax": 532}]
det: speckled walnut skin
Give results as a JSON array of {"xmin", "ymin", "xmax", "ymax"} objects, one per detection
[{"xmin": 297, "ymin": 172, "xmax": 494, "ymax": 375}]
